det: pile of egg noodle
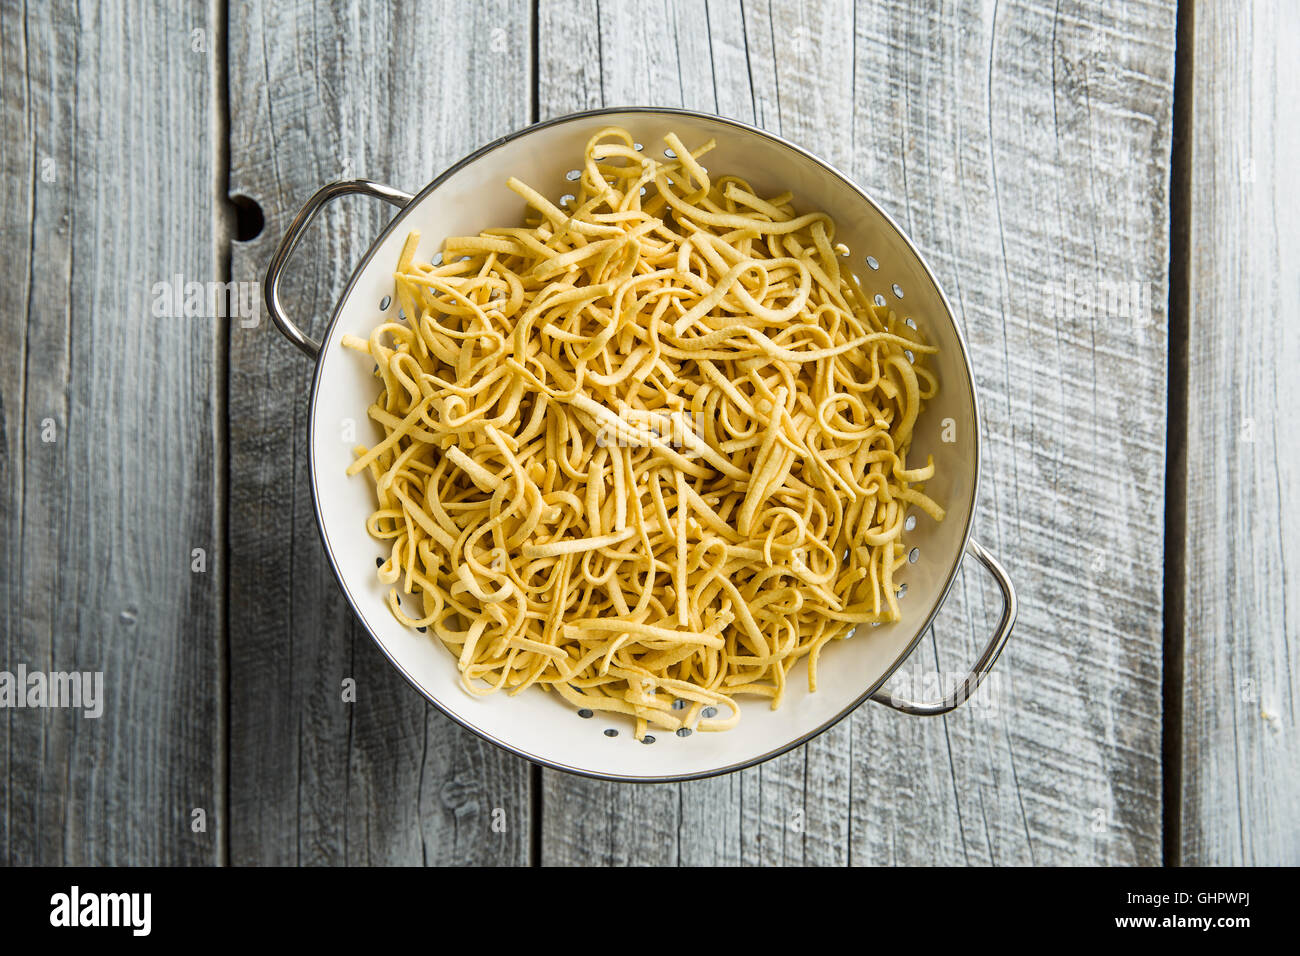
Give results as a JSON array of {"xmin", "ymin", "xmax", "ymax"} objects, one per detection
[{"xmin": 343, "ymin": 127, "xmax": 943, "ymax": 740}]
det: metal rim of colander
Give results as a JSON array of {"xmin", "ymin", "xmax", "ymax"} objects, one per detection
[{"xmin": 302, "ymin": 106, "xmax": 982, "ymax": 783}]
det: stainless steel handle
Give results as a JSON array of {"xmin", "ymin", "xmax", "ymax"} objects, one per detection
[
  {"xmin": 870, "ymin": 537, "xmax": 1017, "ymax": 716},
  {"xmin": 263, "ymin": 179, "xmax": 414, "ymax": 360}
]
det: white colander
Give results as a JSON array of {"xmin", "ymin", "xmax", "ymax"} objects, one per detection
[{"xmin": 264, "ymin": 107, "xmax": 1016, "ymax": 782}]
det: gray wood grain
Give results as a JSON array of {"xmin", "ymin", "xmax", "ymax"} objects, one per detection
[
  {"xmin": 0, "ymin": 0, "xmax": 223, "ymax": 864},
  {"xmin": 1180, "ymin": 0, "xmax": 1300, "ymax": 866},
  {"xmin": 537, "ymin": 0, "xmax": 1175, "ymax": 866},
  {"xmin": 226, "ymin": 0, "xmax": 535, "ymax": 864}
]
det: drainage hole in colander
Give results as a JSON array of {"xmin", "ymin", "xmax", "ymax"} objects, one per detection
[
  {"xmin": 431, "ymin": 252, "xmax": 443, "ymax": 266},
  {"xmin": 702, "ymin": 706, "xmax": 717, "ymax": 718},
  {"xmin": 379, "ymin": 295, "xmax": 391, "ymax": 311},
  {"xmin": 560, "ymin": 194, "xmax": 575, "ymax": 207},
  {"xmin": 905, "ymin": 317, "xmax": 916, "ymax": 329},
  {"xmin": 565, "ymin": 168, "xmax": 580, "ymax": 181},
  {"xmin": 874, "ymin": 294, "xmax": 887, "ymax": 307},
  {"xmin": 676, "ymin": 727, "xmax": 692, "ymax": 737},
  {"xmin": 892, "ymin": 283, "xmax": 904, "ymax": 298},
  {"xmin": 375, "ymin": 556, "xmax": 383, "ymax": 568},
  {"xmin": 604, "ymin": 728, "xmax": 619, "ymax": 737},
  {"xmin": 671, "ymin": 699, "xmax": 686, "ymax": 711},
  {"xmin": 866, "ymin": 256, "xmax": 879, "ymax": 270},
  {"xmin": 634, "ymin": 143, "xmax": 643, "ymax": 151},
  {"xmin": 642, "ymin": 736, "xmax": 656, "ymax": 745},
  {"xmin": 905, "ymin": 349, "xmax": 914, "ymax": 363},
  {"xmin": 664, "ymin": 147, "xmax": 677, "ymax": 158},
  {"xmin": 909, "ymin": 548, "xmax": 920, "ymax": 563},
  {"xmin": 905, "ymin": 514, "xmax": 916, "ymax": 531},
  {"xmin": 578, "ymin": 708, "xmax": 593, "ymax": 719},
  {"xmin": 896, "ymin": 582, "xmax": 908, "ymax": 599}
]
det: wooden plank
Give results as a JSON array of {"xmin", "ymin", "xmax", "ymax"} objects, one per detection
[
  {"xmin": 1180, "ymin": 0, "xmax": 1300, "ymax": 866},
  {"xmin": 0, "ymin": 1, "xmax": 223, "ymax": 863},
  {"xmin": 226, "ymin": 0, "xmax": 535, "ymax": 864},
  {"xmin": 536, "ymin": 0, "xmax": 751, "ymax": 867},
  {"xmin": 847, "ymin": 0, "xmax": 1176, "ymax": 868},
  {"xmin": 537, "ymin": 0, "xmax": 1175, "ymax": 865}
]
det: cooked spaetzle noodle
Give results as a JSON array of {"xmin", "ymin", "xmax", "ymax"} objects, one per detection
[{"xmin": 343, "ymin": 127, "xmax": 943, "ymax": 739}]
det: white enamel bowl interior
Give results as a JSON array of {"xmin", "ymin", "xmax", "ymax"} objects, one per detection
[{"xmin": 309, "ymin": 110, "xmax": 978, "ymax": 780}]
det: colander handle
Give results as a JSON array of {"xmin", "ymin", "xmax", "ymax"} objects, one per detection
[
  {"xmin": 264, "ymin": 179, "xmax": 414, "ymax": 359},
  {"xmin": 870, "ymin": 538, "xmax": 1017, "ymax": 716}
]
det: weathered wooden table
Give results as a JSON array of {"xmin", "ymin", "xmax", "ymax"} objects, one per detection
[{"xmin": 1, "ymin": 0, "xmax": 1294, "ymax": 866}]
